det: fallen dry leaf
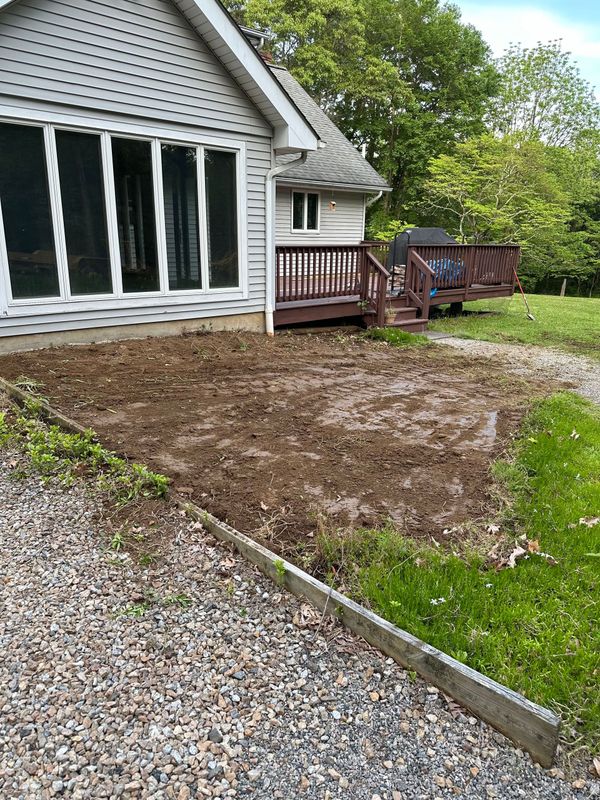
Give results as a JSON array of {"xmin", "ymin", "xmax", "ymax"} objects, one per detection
[
  {"xmin": 527, "ymin": 539, "xmax": 540, "ymax": 553},
  {"xmin": 507, "ymin": 545, "xmax": 527, "ymax": 569},
  {"xmin": 580, "ymin": 516, "xmax": 600, "ymax": 528},
  {"xmin": 592, "ymin": 757, "xmax": 600, "ymax": 778}
]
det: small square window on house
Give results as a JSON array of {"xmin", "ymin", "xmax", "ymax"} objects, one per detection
[{"xmin": 292, "ymin": 192, "xmax": 319, "ymax": 232}]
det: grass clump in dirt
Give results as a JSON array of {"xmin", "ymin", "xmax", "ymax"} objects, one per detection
[
  {"xmin": 365, "ymin": 327, "xmax": 430, "ymax": 347},
  {"xmin": 428, "ymin": 294, "xmax": 600, "ymax": 359},
  {"xmin": 316, "ymin": 392, "xmax": 600, "ymax": 749},
  {"xmin": 0, "ymin": 404, "xmax": 169, "ymax": 505}
]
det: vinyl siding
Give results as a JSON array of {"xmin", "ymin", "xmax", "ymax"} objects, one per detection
[
  {"xmin": 0, "ymin": 0, "xmax": 271, "ymax": 137},
  {"xmin": 275, "ymin": 186, "xmax": 365, "ymax": 246}
]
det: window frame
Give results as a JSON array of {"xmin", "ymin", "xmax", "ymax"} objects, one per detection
[
  {"xmin": 291, "ymin": 190, "xmax": 320, "ymax": 234},
  {"xmin": 0, "ymin": 112, "xmax": 248, "ymax": 313}
]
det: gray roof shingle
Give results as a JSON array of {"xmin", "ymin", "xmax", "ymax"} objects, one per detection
[{"xmin": 270, "ymin": 65, "xmax": 390, "ymax": 192}]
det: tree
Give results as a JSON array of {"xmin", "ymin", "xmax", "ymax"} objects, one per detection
[
  {"xmin": 489, "ymin": 41, "xmax": 600, "ymax": 147},
  {"xmin": 422, "ymin": 134, "xmax": 587, "ymax": 287},
  {"xmin": 226, "ymin": 0, "xmax": 498, "ymax": 217}
]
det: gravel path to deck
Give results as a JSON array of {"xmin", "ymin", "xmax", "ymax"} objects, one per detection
[
  {"xmin": 1, "ymin": 453, "xmax": 596, "ymax": 800},
  {"xmin": 435, "ymin": 338, "xmax": 600, "ymax": 405}
]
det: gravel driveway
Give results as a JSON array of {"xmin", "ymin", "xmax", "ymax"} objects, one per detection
[
  {"xmin": 435, "ymin": 338, "xmax": 600, "ymax": 405},
  {"xmin": 1, "ymin": 450, "xmax": 596, "ymax": 800}
]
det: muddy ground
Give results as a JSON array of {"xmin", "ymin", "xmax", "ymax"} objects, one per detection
[{"xmin": 0, "ymin": 331, "xmax": 550, "ymax": 552}]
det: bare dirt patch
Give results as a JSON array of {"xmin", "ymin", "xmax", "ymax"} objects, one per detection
[{"xmin": 0, "ymin": 332, "xmax": 550, "ymax": 552}]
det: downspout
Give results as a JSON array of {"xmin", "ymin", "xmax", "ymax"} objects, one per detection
[
  {"xmin": 264, "ymin": 151, "xmax": 308, "ymax": 335},
  {"xmin": 366, "ymin": 190, "xmax": 383, "ymax": 208}
]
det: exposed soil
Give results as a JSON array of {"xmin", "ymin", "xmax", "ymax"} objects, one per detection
[{"xmin": 0, "ymin": 332, "xmax": 552, "ymax": 552}]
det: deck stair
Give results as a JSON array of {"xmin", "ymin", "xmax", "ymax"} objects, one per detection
[{"xmin": 383, "ymin": 295, "xmax": 428, "ymax": 333}]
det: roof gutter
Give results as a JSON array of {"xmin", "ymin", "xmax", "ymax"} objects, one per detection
[{"xmin": 265, "ymin": 152, "xmax": 309, "ymax": 335}]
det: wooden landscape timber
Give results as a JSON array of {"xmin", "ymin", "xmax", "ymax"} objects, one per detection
[{"xmin": 0, "ymin": 376, "xmax": 561, "ymax": 768}]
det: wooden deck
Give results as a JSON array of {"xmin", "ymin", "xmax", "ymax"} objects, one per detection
[{"xmin": 274, "ymin": 242, "xmax": 519, "ymax": 331}]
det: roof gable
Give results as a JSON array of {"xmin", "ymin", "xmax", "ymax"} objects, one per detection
[{"xmin": 0, "ymin": 0, "xmax": 319, "ymax": 153}]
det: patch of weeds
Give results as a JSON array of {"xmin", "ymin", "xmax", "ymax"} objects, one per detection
[
  {"xmin": 364, "ymin": 327, "xmax": 430, "ymax": 348},
  {"xmin": 13, "ymin": 375, "xmax": 46, "ymax": 395},
  {"xmin": 163, "ymin": 593, "xmax": 192, "ymax": 609},
  {"xmin": 273, "ymin": 558, "xmax": 287, "ymax": 585},
  {"xmin": 110, "ymin": 530, "xmax": 125, "ymax": 552},
  {"xmin": 0, "ymin": 412, "xmax": 12, "ymax": 447},
  {"xmin": 314, "ymin": 392, "xmax": 600, "ymax": 751},
  {"xmin": 0, "ymin": 406, "xmax": 169, "ymax": 506},
  {"xmin": 116, "ymin": 602, "xmax": 151, "ymax": 618},
  {"xmin": 139, "ymin": 552, "xmax": 159, "ymax": 567}
]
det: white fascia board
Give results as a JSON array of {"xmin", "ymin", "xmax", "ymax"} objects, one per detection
[{"xmin": 172, "ymin": 0, "xmax": 320, "ymax": 153}]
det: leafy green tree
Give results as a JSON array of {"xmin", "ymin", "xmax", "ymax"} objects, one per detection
[
  {"xmin": 489, "ymin": 41, "xmax": 600, "ymax": 147},
  {"xmin": 422, "ymin": 135, "xmax": 583, "ymax": 286},
  {"xmin": 226, "ymin": 0, "xmax": 498, "ymax": 217}
]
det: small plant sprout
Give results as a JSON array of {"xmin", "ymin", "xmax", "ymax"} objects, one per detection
[
  {"xmin": 163, "ymin": 593, "xmax": 192, "ymax": 609},
  {"xmin": 273, "ymin": 558, "xmax": 287, "ymax": 585},
  {"xmin": 110, "ymin": 531, "xmax": 125, "ymax": 552}
]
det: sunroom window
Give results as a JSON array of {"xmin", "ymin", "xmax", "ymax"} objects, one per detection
[
  {"xmin": 56, "ymin": 130, "xmax": 112, "ymax": 296},
  {"xmin": 112, "ymin": 137, "xmax": 160, "ymax": 294},
  {"xmin": 205, "ymin": 149, "xmax": 239, "ymax": 289},
  {"xmin": 0, "ymin": 121, "xmax": 243, "ymax": 303},
  {"xmin": 292, "ymin": 191, "xmax": 319, "ymax": 232},
  {"xmin": 0, "ymin": 122, "xmax": 60, "ymax": 299},
  {"xmin": 161, "ymin": 144, "xmax": 202, "ymax": 291}
]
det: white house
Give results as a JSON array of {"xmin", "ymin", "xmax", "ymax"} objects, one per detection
[{"xmin": 0, "ymin": 0, "xmax": 389, "ymax": 352}]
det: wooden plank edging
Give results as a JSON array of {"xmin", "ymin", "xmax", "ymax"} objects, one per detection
[
  {"xmin": 0, "ymin": 376, "xmax": 561, "ymax": 767},
  {"xmin": 181, "ymin": 501, "xmax": 560, "ymax": 768},
  {"xmin": 0, "ymin": 376, "xmax": 89, "ymax": 435}
]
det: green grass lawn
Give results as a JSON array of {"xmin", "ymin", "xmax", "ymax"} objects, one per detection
[
  {"xmin": 428, "ymin": 294, "xmax": 600, "ymax": 359},
  {"xmin": 318, "ymin": 393, "xmax": 600, "ymax": 749}
]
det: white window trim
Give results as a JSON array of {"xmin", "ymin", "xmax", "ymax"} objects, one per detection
[
  {"xmin": 291, "ymin": 190, "xmax": 320, "ymax": 234},
  {"xmin": 0, "ymin": 112, "xmax": 249, "ymax": 316}
]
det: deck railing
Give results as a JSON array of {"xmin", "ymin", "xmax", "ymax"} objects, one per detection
[
  {"xmin": 274, "ymin": 242, "xmax": 519, "ymax": 324},
  {"xmin": 276, "ymin": 244, "xmax": 364, "ymax": 303},
  {"xmin": 406, "ymin": 244, "xmax": 519, "ymax": 293}
]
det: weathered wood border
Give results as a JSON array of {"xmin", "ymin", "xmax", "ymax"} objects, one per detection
[
  {"xmin": 0, "ymin": 376, "xmax": 89, "ymax": 435},
  {"xmin": 0, "ymin": 376, "xmax": 561, "ymax": 767}
]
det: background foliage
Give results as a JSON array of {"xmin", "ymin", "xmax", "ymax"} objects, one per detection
[{"xmin": 226, "ymin": 0, "xmax": 600, "ymax": 293}]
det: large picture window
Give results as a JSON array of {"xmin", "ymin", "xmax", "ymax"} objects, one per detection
[
  {"xmin": 112, "ymin": 137, "xmax": 160, "ymax": 294},
  {"xmin": 0, "ymin": 120, "xmax": 244, "ymax": 305},
  {"xmin": 161, "ymin": 144, "xmax": 201, "ymax": 291},
  {"xmin": 205, "ymin": 149, "xmax": 239, "ymax": 289},
  {"xmin": 0, "ymin": 122, "xmax": 60, "ymax": 299},
  {"xmin": 56, "ymin": 130, "xmax": 112, "ymax": 296}
]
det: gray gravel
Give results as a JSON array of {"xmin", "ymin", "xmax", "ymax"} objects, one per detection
[
  {"xmin": 436, "ymin": 338, "xmax": 600, "ymax": 405},
  {"xmin": 0, "ymin": 452, "xmax": 597, "ymax": 799}
]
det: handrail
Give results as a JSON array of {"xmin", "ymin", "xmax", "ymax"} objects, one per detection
[
  {"xmin": 360, "ymin": 250, "xmax": 390, "ymax": 326},
  {"xmin": 406, "ymin": 248, "xmax": 434, "ymax": 322}
]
